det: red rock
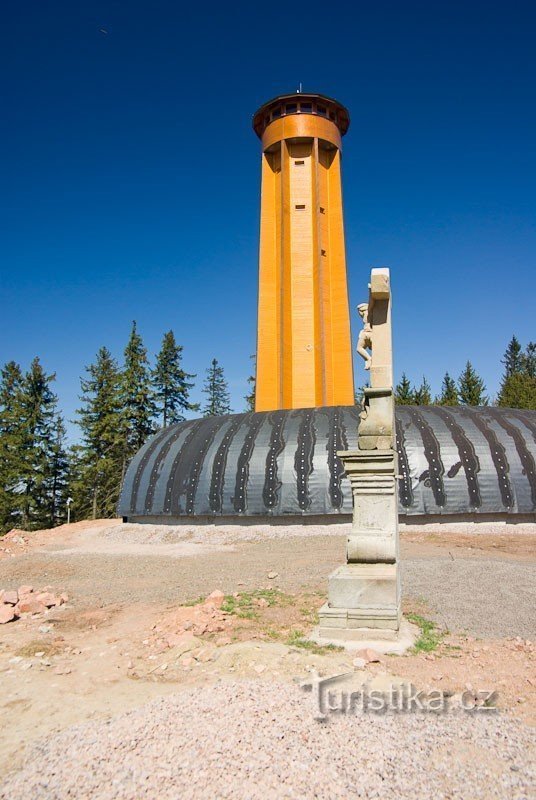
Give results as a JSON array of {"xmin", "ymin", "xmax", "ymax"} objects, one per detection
[
  {"xmin": 0, "ymin": 606, "xmax": 16, "ymax": 624},
  {"xmin": 35, "ymin": 592, "xmax": 59, "ymax": 608},
  {"xmin": 169, "ymin": 632, "xmax": 199, "ymax": 655},
  {"xmin": 17, "ymin": 598, "xmax": 46, "ymax": 614},
  {"xmin": 18, "ymin": 585, "xmax": 34, "ymax": 596},
  {"xmin": 2, "ymin": 590, "xmax": 18, "ymax": 605},
  {"xmin": 355, "ymin": 648, "xmax": 382, "ymax": 663},
  {"xmin": 204, "ymin": 590, "xmax": 225, "ymax": 608}
]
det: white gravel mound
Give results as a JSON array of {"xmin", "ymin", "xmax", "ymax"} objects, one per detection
[{"xmin": 1, "ymin": 681, "xmax": 534, "ymax": 799}]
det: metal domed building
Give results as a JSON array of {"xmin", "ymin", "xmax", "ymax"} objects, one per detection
[{"xmin": 118, "ymin": 405, "xmax": 536, "ymax": 522}]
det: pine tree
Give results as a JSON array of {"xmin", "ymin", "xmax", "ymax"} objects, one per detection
[
  {"xmin": 501, "ymin": 336, "xmax": 524, "ymax": 377},
  {"xmin": 414, "ymin": 376, "xmax": 432, "ymax": 405},
  {"xmin": 394, "ymin": 373, "xmax": 415, "ymax": 405},
  {"xmin": 522, "ymin": 342, "xmax": 536, "ymax": 378},
  {"xmin": 458, "ymin": 361, "xmax": 488, "ymax": 406},
  {"xmin": 202, "ymin": 359, "xmax": 232, "ymax": 416},
  {"xmin": 436, "ymin": 372, "xmax": 459, "ymax": 406},
  {"xmin": 497, "ymin": 372, "xmax": 536, "ymax": 410},
  {"xmin": 74, "ymin": 347, "xmax": 125, "ymax": 519},
  {"xmin": 121, "ymin": 322, "xmax": 156, "ymax": 457},
  {"xmin": 17, "ymin": 358, "xmax": 65, "ymax": 529},
  {"xmin": 0, "ymin": 362, "xmax": 25, "ymax": 531},
  {"xmin": 47, "ymin": 415, "xmax": 69, "ymax": 527},
  {"xmin": 244, "ymin": 355, "xmax": 256, "ymax": 412},
  {"xmin": 153, "ymin": 330, "xmax": 198, "ymax": 426},
  {"xmin": 498, "ymin": 339, "xmax": 536, "ymax": 409}
]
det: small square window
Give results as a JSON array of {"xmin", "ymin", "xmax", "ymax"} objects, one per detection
[
  {"xmin": 319, "ymin": 206, "xmax": 325, "ymax": 214},
  {"xmin": 295, "ymin": 204, "xmax": 306, "ymax": 209},
  {"xmin": 286, "ymin": 103, "xmax": 298, "ymax": 113},
  {"xmin": 295, "ymin": 160, "xmax": 305, "ymax": 165},
  {"xmin": 321, "ymin": 249, "xmax": 327, "ymax": 256}
]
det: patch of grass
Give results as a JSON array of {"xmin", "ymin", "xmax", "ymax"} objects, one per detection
[
  {"xmin": 407, "ymin": 613, "xmax": 443, "ymax": 653},
  {"xmin": 221, "ymin": 589, "xmax": 291, "ymax": 619},
  {"xmin": 286, "ymin": 628, "xmax": 343, "ymax": 655},
  {"xmin": 182, "ymin": 595, "xmax": 206, "ymax": 607},
  {"xmin": 299, "ymin": 607, "xmax": 319, "ymax": 624}
]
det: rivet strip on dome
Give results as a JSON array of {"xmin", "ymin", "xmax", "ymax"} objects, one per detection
[
  {"xmin": 232, "ymin": 412, "xmax": 266, "ymax": 513},
  {"xmin": 395, "ymin": 415, "xmax": 413, "ymax": 508},
  {"xmin": 428, "ymin": 407, "xmax": 482, "ymax": 508},
  {"xmin": 209, "ymin": 414, "xmax": 247, "ymax": 512},
  {"xmin": 262, "ymin": 411, "xmax": 286, "ymax": 510},
  {"xmin": 484, "ymin": 407, "xmax": 536, "ymax": 506},
  {"xmin": 460, "ymin": 407, "xmax": 514, "ymax": 508},
  {"xmin": 407, "ymin": 408, "xmax": 446, "ymax": 507}
]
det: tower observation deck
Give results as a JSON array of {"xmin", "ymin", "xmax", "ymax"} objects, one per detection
[{"xmin": 253, "ymin": 93, "xmax": 354, "ymax": 412}]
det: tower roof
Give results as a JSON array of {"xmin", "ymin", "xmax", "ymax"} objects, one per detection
[{"xmin": 253, "ymin": 92, "xmax": 350, "ymax": 139}]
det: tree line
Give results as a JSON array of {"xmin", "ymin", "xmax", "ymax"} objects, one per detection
[
  {"xmin": 0, "ymin": 333, "xmax": 534, "ymax": 533},
  {"xmin": 393, "ymin": 338, "xmax": 536, "ymax": 407},
  {"xmin": 0, "ymin": 324, "xmax": 232, "ymax": 532}
]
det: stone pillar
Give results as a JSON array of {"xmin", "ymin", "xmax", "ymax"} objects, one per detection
[{"xmin": 315, "ymin": 268, "xmax": 409, "ymax": 649}]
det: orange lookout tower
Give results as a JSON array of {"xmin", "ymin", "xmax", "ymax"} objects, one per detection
[{"xmin": 253, "ymin": 92, "xmax": 354, "ymax": 412}]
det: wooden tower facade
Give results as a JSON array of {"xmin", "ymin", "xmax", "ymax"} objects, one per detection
[{"xmin": 253, "ymin": 93, "xmax": 354, "ymax": 412}]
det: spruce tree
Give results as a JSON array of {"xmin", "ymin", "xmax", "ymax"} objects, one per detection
[
  {"xmin": 74, "ymin": 347, "xmax": 125, "ymax": 519},
  {"xmin": 17, "ymin": 358, "xmax": 65, "ymax": 529},
  {"xmin": 522, "ymin": 342, "xmax": 536, "ymax": 378},
  {"xmin": 202, "ymin": 359, "xmax": 232, "ymax": 416},
  {"xmin": 0, "ymin": 362, "xmax": 25, "ymax": 531},
  {"xmin": 153, "ymin": 330, "xmax": 198, "ymax": 426},
  {"xmin": 435, "ymin": 372, "xmax": 459, "ymax": 405},
  {"xmin": 394, "ymin": 373, "xmax": 415, "ymax": 405},
  {"xmin": 497, "ymin": 372, "xmax": 536, "ymax": 410},
  {"xmin": 121, "ymin": 322, "xmax": 156, "ymax": 457},
  {"xmin": 414, "ymin": 377, "xmax": 432, "ymax": 405},
  {"xmin": 48, "ymin": 415, "xmax": 69, "ymax": 527},
  {"xmin": 498, "ymin": 340, "xmax": 536, "ymax": 409},
  {"xmin": 501, "ymin": 336, "xmax": 524, "ymax": 377},
  {"xmin": 244, "ymin": 355, "xmax": 256, "ymax": 412},
  {"xmin": 458, "ymin": 361, "xmax": 488, "ymax": 406}
]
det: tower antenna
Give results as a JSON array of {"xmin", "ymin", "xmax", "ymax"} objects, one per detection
[{"xmin": 297, "ymin": 82, "xmax": 302, "ymax": 94}]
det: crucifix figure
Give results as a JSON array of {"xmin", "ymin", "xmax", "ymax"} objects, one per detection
[{"xmin": 356, "ymin": 303, "xmax": 372, "ymax": 370}]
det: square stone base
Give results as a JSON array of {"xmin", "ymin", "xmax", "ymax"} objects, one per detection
[
  {"xmin": 312, "ymin": 614, "xmax": 418, "ymax": 654},
  {"xmin": 323, "ymin": 563, "xmax": 400, "ymax": 629}
]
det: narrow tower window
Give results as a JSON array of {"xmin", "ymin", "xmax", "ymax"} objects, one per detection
[
  {"xmin": 295, "ymin": 160, "xmax": 305, "ymax": 165},
  {"xmin": 295, "ymin": 204, "xmax": 306, "ymax": 209}
]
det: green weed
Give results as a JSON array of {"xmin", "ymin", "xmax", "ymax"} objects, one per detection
[{"xmin": 407, "ymin": 613, "xmax": 443, "ymax": 653}]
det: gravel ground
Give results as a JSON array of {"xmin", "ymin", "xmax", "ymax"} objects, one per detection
[{"xmin": 1, "ymin": 681, "xmax": 534, "ymax": 800}]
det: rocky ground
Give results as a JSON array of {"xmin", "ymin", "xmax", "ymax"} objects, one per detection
[{"xmin": 0, "ymin": 519, "xmax": 534, "ymax": 799}]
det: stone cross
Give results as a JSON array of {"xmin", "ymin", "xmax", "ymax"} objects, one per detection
[{"xmin": 315, "ymin": 267, "xmax": 407, "ymax": 650}]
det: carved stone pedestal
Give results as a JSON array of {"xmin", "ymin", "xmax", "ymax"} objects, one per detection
[{"xmin": 316, "ymin": 446, "xmax": 402, "ymax": 645}]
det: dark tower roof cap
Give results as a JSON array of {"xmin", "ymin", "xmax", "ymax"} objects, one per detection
[{"xmin": 253, "ymin": 92, "xmax": 350, "ymax": 139}]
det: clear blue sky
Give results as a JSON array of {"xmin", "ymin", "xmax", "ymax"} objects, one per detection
[{"xmin": 2, "ymin": 1, "xmax": 535, "ymax": 439}]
